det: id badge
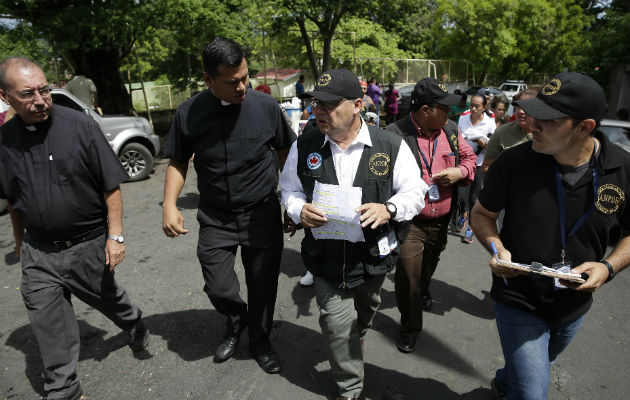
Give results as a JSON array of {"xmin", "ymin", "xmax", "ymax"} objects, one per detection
[
  {"xmin": 377, "ymin": 234, "xmax": 391, "ymax": 258},
  {"xmin": 428, "ymin": 184, "xmax": 440, "ymax": 202},
  {"xmin": 552, "ymin": 261, "xmax": 572, "ymax": 290},
  {"xmin": 387, "ymin": 230, "xmax": 398, "ymax": 252}
]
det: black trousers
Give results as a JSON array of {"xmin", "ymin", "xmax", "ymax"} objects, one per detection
[
  {"xmin": 395, "ymin": 214, "xmax": 450, "ymax": 339},
  {"xmin": 196, "ymin": 195, "xmax": 283, "ymax": 355},
  {"xmin": 20, "ymin": 233, "xmax": 142, "ymax": 399}
]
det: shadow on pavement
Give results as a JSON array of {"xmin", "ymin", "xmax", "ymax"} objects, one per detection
[
  {"xmin": 5, "ymin": 319, "xmax": 129, "ymax": 397},
  {"xmin": 381, "ymin": 275, "xmax": 494, "ymax": 320},
  {"xmin": 371, "ymin": 310, "xmax": 487, "ymax": 382},
  {"xmin": 364, "ymin": 363, "xmax": 494, "ymax": 400}
]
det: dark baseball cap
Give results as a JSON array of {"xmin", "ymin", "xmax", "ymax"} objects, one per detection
[
  {"xmin": 410, "ymin": 77, "xmax": 460, "ymax": 109},
  {"xmin": 298, "ymin": 69, "xmax": 362, "ymax": 101},
  {"xmin": 514, "ymin": 72, "xmax": 607, "ymax": 121}
]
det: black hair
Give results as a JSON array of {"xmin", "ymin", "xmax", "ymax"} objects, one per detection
[
  {"xmin": 0, "ymin": 56, "xmax": 42, "ymax": 90},
  {"xmin": 299, "ymin": 74, "xmax": 305, "ymax": 80},
  {"xmin": 491, "ymin": 95, "xmax": 508, "ymax": 109},
  {"xmin": 388, "ymin": 82, "xmax": 395, "ymax": 91},
  {"xmin": 202, "ymin": 38, "xmax": 246, "ymax": 78},
  {"xmin": 471, "ymin": 94, "xmax": 487, "ymax": 106},
  {"xmin": 513, "ymin": 88, "xmax": 537, "ymax": 102},
  {"xmin": 460, "ymin": 94, "xmax": 467, "ymax": 103}
]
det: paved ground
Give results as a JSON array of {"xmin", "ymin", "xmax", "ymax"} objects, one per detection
[{"xmin": 1, "ymin": 158, "xmax": 628, "ymax": 400}]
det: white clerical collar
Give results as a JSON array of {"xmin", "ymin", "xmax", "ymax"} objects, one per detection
[
  {"xmin": 25, "ymin": 125, "xmax": 37, "ymax": 132},
  {"xmin": 220, "ymin": 100, "xmax": 232, "ymax": 106}
]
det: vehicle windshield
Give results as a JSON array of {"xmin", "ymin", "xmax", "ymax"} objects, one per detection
[{"xmin": 500, "ymin": 84, "xmax": 519, "ymax": 92}]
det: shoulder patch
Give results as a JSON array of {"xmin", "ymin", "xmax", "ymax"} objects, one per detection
[{"xmin": 307, "ymin": 152, "xmax": 322, "ymax": 170}]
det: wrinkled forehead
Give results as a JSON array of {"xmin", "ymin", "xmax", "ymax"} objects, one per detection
[{"xmin": 5, "ymin": 65, "xmax": 47, "ymax": 90}]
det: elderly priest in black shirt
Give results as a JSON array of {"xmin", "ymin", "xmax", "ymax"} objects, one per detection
[
  {"xmin": 471, "ymin": 72, "xmax": 630, "ymax": 400},
  {"xmin": 0, "ymin": 57, "xmax": 148, "ymax": 400},
  {"xmin": 161, "ymin": 38, "xmax": 295, "ymax": 374},
  {"xmin": 281, "ymin": 69, "xmax": 427, "ymax": 400}
]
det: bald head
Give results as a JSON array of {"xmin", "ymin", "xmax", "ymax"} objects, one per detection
[{"xmin": 0, "ymin": 57, "xmax": 43, "ymax": 91}]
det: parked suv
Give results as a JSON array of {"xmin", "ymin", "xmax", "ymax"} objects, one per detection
[
  {"xmin": 499, "ymin": 80, "xmax": 528, "ymax": 102},
  {"xmin": 51, "ymin": 88, "xmax": 160, "ymax": 181}
]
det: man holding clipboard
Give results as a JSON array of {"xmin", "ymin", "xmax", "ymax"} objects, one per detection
[{"xmin": 471, "ymin": 72, "xmax": 630, "ymax": 400}]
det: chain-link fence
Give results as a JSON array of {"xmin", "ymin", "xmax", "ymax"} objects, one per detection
[
  {"xmin": 128, "ymin": 82, "xmax": 206, "ymax": 112},
  {"xmin": 354, "ymin": 58, "xmax": 475, "ymax": 85}
]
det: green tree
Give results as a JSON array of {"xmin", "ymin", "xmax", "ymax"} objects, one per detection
[
  {"xmin": 0, "ymin": 0, "xmax": 160, "ymax": 114},
  {"xmin": 435, "ymin": 0, "xmax": 591, "ymax": 84}
]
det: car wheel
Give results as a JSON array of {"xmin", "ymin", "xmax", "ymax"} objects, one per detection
[{"xmin": 119, "ymin": 142, "xmax": 153, "ymax": 181}]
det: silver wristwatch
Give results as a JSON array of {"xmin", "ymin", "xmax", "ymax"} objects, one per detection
[{"xmin": 107, "ymin": 234, "xmax": 124, "ymax": 243}]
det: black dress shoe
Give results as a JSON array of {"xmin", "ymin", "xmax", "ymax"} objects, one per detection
[
  {"xmin": 215, "ymin": 335, "xmax": 239, "ymax": 362},
  {"xmin": 396, "ymin": 335, "xmax": 416, "ymax": 353},
  {"xmin": 421, "ymin": 296, "xmax": 433, "ymax": 311},
  {"xmin": 254, "ymin": 351, "xmax": 281, "ymax": 374}
]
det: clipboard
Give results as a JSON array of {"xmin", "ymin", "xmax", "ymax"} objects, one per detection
[{"xmin": 495, "ymin": 259, "xmax": 587, "ymax": 284}]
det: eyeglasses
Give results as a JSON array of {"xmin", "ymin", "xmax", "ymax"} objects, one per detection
[
  {"xmin": 6, "ymin": 86, "xmax": 52, "ymax": 100},
  {"xmin": 310, "ymin": 98, "xmax": 347, "ymax": 112}
]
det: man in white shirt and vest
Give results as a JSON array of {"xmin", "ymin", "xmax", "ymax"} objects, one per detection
[{"xmin": 281, "ymin": 69, "xmax": 427, "ymax": 400}]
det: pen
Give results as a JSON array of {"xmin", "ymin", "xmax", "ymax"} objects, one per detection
[{"xmin": 491, "ymin": 241, "xmax": 509, "ymax": 287}]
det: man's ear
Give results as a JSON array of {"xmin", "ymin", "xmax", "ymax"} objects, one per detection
[
  {"xmin": 203, "ymin": 72, "xmax": 213, "ymax": 89},
  {"xmin": 577, "ymin": 119, "xmax": 597, "ymax": 137},
  {"xmin": 353, "ymin": 98, "xmax": 363, "ymax": 114},
  {"xmin": 0, "ymin": 89, "xmax": 10, "ymax": 105}
]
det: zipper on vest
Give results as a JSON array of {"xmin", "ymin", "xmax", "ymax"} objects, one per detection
[{"xmin": 341, "ymin": 241, "xmax": 347, "ymax": 289}]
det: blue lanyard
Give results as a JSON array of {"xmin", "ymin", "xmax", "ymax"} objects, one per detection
[
  {"xmin": 554, "ymin": 159, "xmax": 599, "ymax": 263},
  {"xmin": 417, "ymin": 137, "xmax": 439, "ymax": 177}
]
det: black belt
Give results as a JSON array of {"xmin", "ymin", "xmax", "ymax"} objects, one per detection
[
  {"xmin": 228, "ymin": 192, "xmax": 275, "ymax": 214},
  {"xmin": 51, "ymin": 226, "xmax": 105, "ymax": 249}
]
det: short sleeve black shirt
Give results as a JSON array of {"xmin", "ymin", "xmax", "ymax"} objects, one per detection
[
  {"xmin": 163, "ymin": 89, "xmax": 296, "ymax": 211},
  {"xmin": 478, "ymin": 132, "xmax": 630, "ymax": 323},
  {"xmin": 0, "ymin": 105, "xmax": 128, "ymax": 239}
]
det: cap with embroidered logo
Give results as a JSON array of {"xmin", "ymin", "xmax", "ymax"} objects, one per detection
[
  {"xmin": 410, "ymin": 77, "xmax": 460, "ymax": 110},
  {"xmin": 298, "ymin": 69, "xmax": 362, "ymax": 102},
  {"xmin": 514, "ymin": 72, "xmax": 607, "ymax": 121}
]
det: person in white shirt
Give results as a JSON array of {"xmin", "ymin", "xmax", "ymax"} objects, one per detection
[
  {"xmin": 457, "ymin": 94, "xmax": 496, "ymax": 243},
  {"xmin": 281, "ymin": 69, "xmax": 426, "ymax": 400}
]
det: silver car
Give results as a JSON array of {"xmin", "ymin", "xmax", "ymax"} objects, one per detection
[
  {"xmin": 600, "ymin": 119, "xmax": 630, "ymax": 154},
  {"xmin": 51, "ymin": 88, "xmax": 160, "ymax": 181}
]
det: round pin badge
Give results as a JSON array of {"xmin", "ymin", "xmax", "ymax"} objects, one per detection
[{"xmin": 307, "ymin": 152, "xmax": 323, "ymax": 169}]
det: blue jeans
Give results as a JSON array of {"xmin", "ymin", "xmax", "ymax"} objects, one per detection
[{"xmin": 493, "ymin": 300, "xmax": 585, "ymax": 400}]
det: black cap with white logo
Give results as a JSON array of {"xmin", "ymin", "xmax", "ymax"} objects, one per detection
[
  {"xmin": 514, "ymin": 72, "xmax": 607, "ymax": 121},
  {"xmin": 298, "ymin": 69, "xmax": 362, "ymax": 102},
  {"xmin": 410, "ymin": 77, "xmax": 460, "ymax": 110}
]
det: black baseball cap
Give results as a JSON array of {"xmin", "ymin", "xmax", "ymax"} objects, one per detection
[
  {"xmin": 298, "ymin": 69, "xmax": 362, "ymax": 101},
  {"xmin": 410, "ymin": 77, "xmax": 460, "ymax": 109},
  {"xmin": 514, "ymin": 72, "xmax": 607, "ymax": 121}
]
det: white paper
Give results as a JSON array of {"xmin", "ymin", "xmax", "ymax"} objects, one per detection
[{"xmin": 311, "ymin": 181, "xmax": 365, "ymax": 243}]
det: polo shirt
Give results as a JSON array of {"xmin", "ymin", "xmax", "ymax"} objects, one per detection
[
  {"xmin": 0, "ymin": 105, "xmax": 128, "ymax": 239},
  {"xmin": 484, "ymin": 120, "xmax": 532, "ymax": 161},
  {"xmin": 163, "ymin": 89, "xmax": 295, "ymax": 213},
  {"xmin": 479, "ymin": 132, "xmax": 630, "ymax": 323}
]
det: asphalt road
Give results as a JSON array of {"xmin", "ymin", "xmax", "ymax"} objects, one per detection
[{"xmin": 1, "ymin": 158, "xmax": 628, "ymax": 400}]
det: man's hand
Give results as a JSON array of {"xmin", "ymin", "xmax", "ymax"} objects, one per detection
[
  {"xmin": 301, "ymin": 203, "xmax": 327, "ymax": 228},
  {"xmin": 432, "ymin": 167, "xmax": 462, "ymax": 186},
  {"xmin": 283, "ymin": 210, "xmax": 297, "ymax": 237},
  {"xmin": 356, "ymin": 203, "xmax": 390, "ymax": 229},
  {"xmin": 162, "ymin": 205, "xmax": 189, "ymax": 237},
  {"xmin": 489, "ymin": 247, "xmax": 530, "ymax": 278},
  {"xmin": 105, "ymin": 240, "xmax": 125, "ymax": 272},
  {"xmin": 561, "ymin": 261, "xmax": 609, "ymax": 293}
]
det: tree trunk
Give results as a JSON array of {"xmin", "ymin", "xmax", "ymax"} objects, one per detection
[
  {"xmin": 297, "ymin": 16, "xmax": 320, "ymax": 79},
  {"xmin": 321, "ymin": 33, "xmax": 333, "ymax": 73},
  {"xmin": 71, "ymin": 47, "xmax": 134, "ymax": 115}
]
